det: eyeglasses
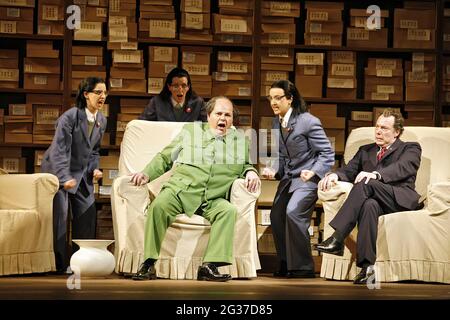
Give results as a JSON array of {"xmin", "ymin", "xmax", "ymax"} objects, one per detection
[
  {"xmin": 90, "ymin": 90, "xmax": 108, "ymax": 96},
  {"xmin": 170, "ymin": 83, "xmax": 189, "ymax": 89},
  {"xmin": 266, "ymin": 95, "xmax": 286, "ymax": 102}
]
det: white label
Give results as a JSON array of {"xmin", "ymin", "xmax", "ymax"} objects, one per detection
[
  {"xmin": 377, "ymin": 85, "xmax": 395, "ymax": 94},
  {"xmin": 38, "ymin": 24, "xmax": 51, "ymax": 35},
  {"xmin": 109, "ymin": 16, "xmax": 127, "ymax": 26},
  {"xmin": 182, "ymin": 52, "xmax": 196, "ymax": 63},
  {"xmin": 265, "ymin": 71, "xmax": 286, "ymax": 82},
  {"xmin": 213, "ymin": 72, "xmax": 228, "ymax": 81},
  {"xmin": 219, "ymin": 0, "xmax": 234, "ymax": 6},
  {"xmin": 376, "ymin": 69, "xmax": 393, "ymax": 77},
  {"xmin": 221, "ymin": 62, "xmax": 248, "ymax": 73},
  {"xmin": 268, "ymin": 33, "xmax": 289, "ymax": 44},
  {"xmin": 153, "ymin": 47, "xmax": 173, "ymax": 62},
  {"xmin": 303, "ymin": 65, "xmax": 317, "ymax": 75},
  {"xmin": 347, "ymin": 28, "xmax": 369, "ymax": 40},
  {"xmin": 148, "ymin": 77, "xmax": 164, "ymax": 94},
  {"xmin": 6, "ymin": 8, "xmax": 20, "ymax": 18},
  {"xmin": 3, "ymin": 158, "xmax": 19, "ymax": 173},
  {"xmin": 110, "ymin": 78, "xmax": 123, "ymax": 88},
  {"xmin": 376, "ymin": 59, "xmax": 397, "ymax": 70},
  {"xmin": 309, "ymin": 22, "xmax": 322, "ymax": 33},
  {"xmin": 238, "ymin": 87, "xmax": 251, "ymax": 96},
  {"xmin": 309, "ymin": 34, "xmax": 331, "ymax": 46},
  {"xmin": 331, "ymin": 64, "xmax": 354, "ymax": 76},
  {"xmin": 109, "ymin": 26, "xmax": 128, "ymax": 43},
  {"xmin": 10, "ymin": 104, "xmax": 26, "ymax": 115},
  {"xmin": 218, "ymin": 51, "xmax": 231, "ymax": 61},
  {"xmin": 221, "ymin": 18, "xmax": 247, "ymax": 33},
  {"xmin": 407, "ymin": 29, "xmax": 431, "ymax": 41},
  {"xmin": 0, "ymin": 20, "xmax": 17, "ymax": 33},
  {"xmin": 400, "ymin": 19, "xmax": 418, "ymax": 29},
  {"xmin": 259, "ymin": 209, "xmax": 271, "ymax": 226},
  {"xmin": 185, "ymin": 0, "xmax": 203, "ymax": 13},
  {"xmin": 113, "ymin": 50, "xmax": 141, "ymax": 64},
  {"xmin": 296, "ymin": 53, "xmax": 323, "ymax": 65},
  {"xmin": 120, "ymin": 42, "xmax": 138, "ymax": 50},
  {"xmin": 183, "ymin": 63, "xmax": 208, "ymax": 75},
  {"xmin": 108, "ymin": 169, "xmax": 118, "ymax": 180},
  {"xmin": 34, "ymin": 75, "xmax": 47, "ymax": 85},
  {"xmin": 164, "ymin": 63, "xmax": 177, "ymax": 74},
  {"xmin": 408, "ymin": 72, "xmax": 429, "ymax": 83},
  {"xmin": 185, "ymin": 13, "xmax": 203, "ymax": 30},
  {"xmin": 371, "ymin": 92, "xmax": 389, "ymax": 100},
  {"xmin": 268, "ymin": 47, "xmax": 289, "ymax": 58},
  {"xmin": 149, "ymin": 19, "xmax": 176, "ymax": 38},
  {"xmin": 270, "ymin": 1, "xmax": 291, "ymax": 13},
  {"xmin": 327, "ymin": 78, "xmax": 355, "ymax": 89},
  {"xmin": 96, "ymin": 8, "xmax": 107, "ymax": 18},
  {"xmin": 42, "ymin": 5, "xmax": 58, "ymax": 21},
  {"xmin": 0, "ymin": 68, "xmax": 19, "ymax": 81},
  {"xmin": 309, "ymin": 11, "xmax": 328, "ymax": 21},
  {"xmin": 84, "ymin": 56, "xmax": 98, "ymax": 65}
]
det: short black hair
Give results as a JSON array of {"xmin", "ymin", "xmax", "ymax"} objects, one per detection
[
  {"xmin": 159, "ymin": 67, "xmax": 197, "ymax": 102},
  {"xmin": 270, "ymin": 80, "xmax": 308, "ymax": 113},
  {"xmin": 75, "ymin": 77, "xmax": 106, "ymax": 109}
]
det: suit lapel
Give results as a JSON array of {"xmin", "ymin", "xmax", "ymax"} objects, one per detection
[
  {"xmin": 369, "ymin": 143, "xmax": 378, "ymax": 169},
  {"xmin": 380, "ymin": 139, "xmax": 402, "ymax": 162},
  {"xmin": 78, "ymin": 109, "xmax": 91, "ymax": 147},
  {"xmin": 284, "ymin": 111, "xmax": 297, "ymax": 142},
  {"xmin": 89, "ymin": 118, "xmax": 100, "ymax": 146}
]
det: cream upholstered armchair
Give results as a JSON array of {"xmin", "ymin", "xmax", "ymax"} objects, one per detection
[
  {"xmin": 111, "ymin": 120, "xmax": 261, "ymax": 279},
  {"xmin": 0, "ymin": 171, "xmax": 59, "ymax": 276},
  {"xmin": 319, "ymin": 127, "xmax": 450, "ymax": 284}
]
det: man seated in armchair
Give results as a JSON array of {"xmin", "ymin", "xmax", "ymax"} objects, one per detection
[
  {"xmin": 129, "ymin": 96, "xmax": 260, "ymax": 282},
  {"xmin": 316, "ymin": 108, "xmax": 422, "ymax": 284}
]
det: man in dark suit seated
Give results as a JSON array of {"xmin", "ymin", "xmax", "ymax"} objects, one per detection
[{"xmin": 316, "ymin": 108, "xmax": 422, "ymax": 284}]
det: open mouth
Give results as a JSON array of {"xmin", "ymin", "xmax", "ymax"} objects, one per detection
[{"xmin": 218, "ymin": 123, "xmax": 226, "ymax": 129}]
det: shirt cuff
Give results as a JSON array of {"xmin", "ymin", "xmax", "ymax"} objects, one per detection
[{"xmin": 372, "ymin": 171, "xmax": 382, "ymax": 180}]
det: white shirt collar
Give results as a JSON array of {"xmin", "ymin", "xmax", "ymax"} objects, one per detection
[
  {"xmin": 85, "ymin": 108, "xmax": 97, "ymax": 123},
  {"xmin": 379, "ymin": 140, "xmax": 395, "ymax": 151},
  {"xmin": 171, "ymin": 97, "xmax": 184, "ymax": 108},
  {"xmin": 279, "ymin": 107, "xmax": 293, "ymax": 128}
]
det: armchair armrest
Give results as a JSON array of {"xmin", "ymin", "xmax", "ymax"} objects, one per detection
[
  {"xmin": 0, "ymin": 173, "xmax": 59, "ymax": 210},
  {"xmin": 426, "ymin": 182, "xmax": 450, "ymax": 215}
]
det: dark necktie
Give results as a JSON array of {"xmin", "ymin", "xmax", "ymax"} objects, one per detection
[{"xmin": 377, "ymin": 147, "xmax": 387, "ymax": 161}]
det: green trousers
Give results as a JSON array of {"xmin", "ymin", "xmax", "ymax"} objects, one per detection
[{"xmin": 143, "ymin": 187, "xmax": 237, "ymax": 264}]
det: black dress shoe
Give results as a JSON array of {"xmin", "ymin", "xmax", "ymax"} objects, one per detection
[
  {"xmin": 197, "ymin": 263, "xmax": 231, "ymax": 282},
  {"xmin": 353, "ymin": 266, "xmax": 375, "ymax": 285},
  {"xmin": 132, "ymin": 262, "xmax": 157, "ymax": 281},
  {"xmin": 315, "ymin": 236, "xmax": 344, "ymax": 256},
  {"xmin": 287, "ymin": 270, "xmax": 316, "ymax": 278},
  {"xmin": 273, "ymin": 270, "xmax": 288, "ymax": 278}
]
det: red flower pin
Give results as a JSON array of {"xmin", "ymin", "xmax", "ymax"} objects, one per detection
[{"xmin": 185, "ymin": 107, "xmax": 192, "ymax": 113}]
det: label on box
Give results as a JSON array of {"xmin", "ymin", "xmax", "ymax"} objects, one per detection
[
  {"xmin": 351, "ymin": 111, "xmax": 372, "ymax": 121},
  {"xmin": 268, "ymin": 33, "xmax": 289, "ymax": 44},
  {"xmin": 96, "ymin": 8, "xmax": 107, "ymax": 18},
  {"xmin": 258, "ymin": 209, "xmax": 271, "ymax": 226},
  {"xmin": 219, "ymin": 0, "xmax": 234, "ymax": 6},
  {"xmin": 109, "ymin": 16, "xmax": 127, "ymax": 26},
  {"xmin": 154, "ymin": 47, "xmax": 173, "ymax": 62},
  {"xmin": 328, "ymin": 77, "xmax": 354, "ymax": 89},
  {"xmin": 0, "ymin": 68, "xmax": 19, "ymax": 81},
  {"xmin": 376, "ymin": 69, "xmax": 393, "ymax": 77},
  {"xmin": 331, "ymin": 51, "xmax": 354, "ymax": 63},
  {"xmin": 309, "ymin": 22, "xmax": 322, "ymax": 33},
  {"xmin": 444, "ymin": 34, "xmax": 450, "ymax": 42},
  {"xmin": 183, "ymin": 63, "xmax": 208, "ymax": 75},
  {"xmin": 218, "ymin": 51, "xmax": 231, "ymax": 61},
  {"xmin": 297, "ymin": 53, "xmax": 323, "ymax": 65},
  {"xmin": 116, "ymin": 120, "xmax": 127, "ymax": 131},
  {"xmin": 148, "ymin": 78, "xmax": 163, "ymax": 94},
  {"xmin": 309, "ymin": 11, "xmax": 328, "ymax": 21},
  {"xmin": 377, "ymin": 85, "xmax": 395, "ymax": 94},
  {"xmin": 88, "ymin": 0, "xmax": 100, "ymax": 5},
  {"xmin": 108, "ymin": 169, "xmax": 118, "ymax": 180},
  {"xmin": 182, "ymin": 52, "xmax": 196, "ymax": 63},
  {"xmin": 109, "ymin": 26, "xmax": 128, "ymax": 42},
  {"xmin": 185, "ymin": 13, "xmax": 203, "ymax": 30},
  {"xmin": 270, "ymin": 1, "xmax": 291, "ymax": 13},
  {"xmin": 38, "ymin": 24, "xmax": 51, "ymax": 35},
  {"xmin": 3, "ymin": 158, "xmax": 19, "ymax": 173},
  {"xmin": 0, "ymin": 0, "xmax": 27, "ymax": 5},
  {"xmin": 371, "ymin": 92, "xmax": 389, "ymax": 100},
  {"xmin": 407, "ymin": 71, "xmax": 429, "ymax": 83},
  {"xmin": 34, "ymin": 75, "xmax": 47, "ymax": 85},
  {"xmin": 331, "ymin": 63, "xmax": 354, "ymax": 76},
  {"xmin": 221, "ymin": 18, "xmax": 247, "ymax": 33},
  {"xmin": 35, "ymin": 152, "xmax": 43, "ymax": 166},
  {"xmin": 185, "ymin": 0, "xmax": 203, "ymax": 12},
  {"xmin": 310, "ymin": 34, "xmax": 331, "ymax": 46},
  {"xmin": 113, "ymin": 50, "xmax": 140, "ymax": 64},
  {"xmin": 10, "ymin": 104, "xmax": 26, "ymax": 115},
  {"xmin": 42, "ymin": 5, "xmax": 59, "ymax": 21},
  {"xmin": 303, "ymin": 65, "xmax": 317, "ymax": 75},
  {"xmin": 400, "ymin": 19, "xmax": 418, "ymax": 29},
  {"xmin": 110, "ymin": 78, "xmax": 123, "ymax": 88},
  {"xmin": 7, "ymin": 8, "xmax": 20, "ymax": 18},
  {"xmin": 74, "ymin": 22, "xmax": 101, "ymax": 41},
  {"xmin": 120, "ymin": 42, "xmax": 137, "ymax": 50},
  {"xmin": 407, "ymin": 29, "xmax": 431, "ymax": 41},
  {"xmin": 412, "ymin": 52, "xmax": 425, "ymax": 62},
  {"xmin": 221, "ymin": 34, "xmax": 242, "ymax": 42},
  {"xmin": 164, "ymin": 63, "xmax": 177, "ymax": 74},
  {"xmin": 238, "ymin": 87, "xmax": 251, "ymax": 96},
  {"xmin": 265, "ymin": 71, "xmax": 287, "ymax": 82},
  {"xmin": 376, "ymin": 59, "xmax": 397, "ymax": 70},
  {"xmin": 268, "ymin": 47, "xmax": 289, "ymax": 58},
  {"xmin": 412, "ymin": 61, "xmax": 424, "ymax": 73},
  {"xmin": 221, "ymin": 62, "xmax": 247, "ymax": 73},
  {"xmin": 84, "ymin": 56, "xmax": 98, "ymax": 65},
  {"xmin": 0, "ymin": 20, "xmax": 17, "ymax": 34},
  {"xmin": 109, "ymin": 0, "xmax": 120, "ymax": 13},
  {"xmin": 347, "ymin": 28, "xmax": 369, "ymax": 40},
  {"xmin": 36, "ymin": 108, "xmax": 59, "ymax": 124},
  {"xmin": 149, "ymin": 19, "xmax": 176, "ymax": 38},
  {"xmin": 213, "ymin": 72, "xmax": 228, "ymax": 81}
]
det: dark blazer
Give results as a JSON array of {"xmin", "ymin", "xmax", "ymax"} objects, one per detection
[
  {"xmin": 138, "ymin": 95, "xmax": 207, "ymax": 122},
  {"xmin": 273, "ymin": 110, "xmax": 335, "ymax": 193},
  {"xmin": 41, "ymin": 107, "xmax": 107, "ymax": 200},
  {"xmin": 336, "ymin": 139, "xmax": 422, "ymax": 210}
]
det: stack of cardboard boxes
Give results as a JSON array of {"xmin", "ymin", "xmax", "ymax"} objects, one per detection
[
  {"xmin": 182, "ymin": 46, "xmax": 212, "ymax": 97},
  {"xmin": 73, "ymin": 0, "xmax": 104, "ymax": 41},
  {"xmin": 304, "ymin": 1, "xmax": 343, "ymax": 47},
  {"xmin": 260, "ymin": 47, "xmax": 294, "ymax": 97},
  {"xmin": 0, "ymin": 49, "xmax": 19, "ymax": 89},
  {"xmin": 348, "ymin": 110, "xmax": 373, "ymax": 136},
  {"xmin": 34, "ymin": 149, "xmax": 44, "ymax": 173},
  {"xmin": 256, "ymin": 208, "xmax": 276, "ymax": 255},
  {"xmin": 213, "ymin": 50, "xmax": 251, "ymax": 98},
  {"xmin": 214, "ymin": 0, "xmax": 253, "ymax": 44},
  {"xmin": 295, "ymin": 52, "xmax": 324, "ymax": 98},
  {"xmin": 326, "ymin": 51, "xmax": 356, "ymax": 99},
  {"xmin": 115, "ymin": 98, "xmax": 147, "ymax": 146},
  {"xmin": 28, "ymin": 93, "xmax": 61, "ymax": 144},
  {"xmin": 109, "ymin": 49, "xmax": 146, "ymax": 93},
  {"xmin": 72, "ymin": 46, "xmax": 106, "ymax": 91},
  {"xmin": 139, "ymin": 0, "xmax": 176, "ymax": 39},
  {"xmin": 309, "ymin": 103, "xmax": 345, "ymax": 154},
  {"xmin": 98, "ymin": 155, "xmax": 119, "ymax": 197},
  {"xmin": 233, "ymin": 102, "xmax": 252, "ymax": 129},
  {"xmin": 405, "ymin": 53, "xmax": 435, "ymax": 102},
  {"xmin": 261, "ymin": 1, "xmax": 299, "ymax": 46},
  {"xmin": 443, "ymin": 58, "xmax": 450, "ymax": 105},
  {"xmin": 96, "ymin": 204, "xmax": 114, "ymax": 240},
  {"xmin": 0, "ymin": 0, "xmax": 34, "ymax": 35},
  {"xmin": 108, "ymin": 0, "xmax": 137, "ymax": 49},
  {"xmin": 365, "ymin": 58, "xmax": 403, "ymax": 101},
  {"xmin": 347, "ymin": 8, "xmax": 388, "ymax": 48},
  {"xmin": 37, "ymin": 0, "xmax": 64, "ymax": 36},
  {"xmin": 0, "ymin": 147, "xmax": 25, "ymax": 173},
  {"xmin": 180, "ymin": 0, "xmax": 212, "ymax": 41},
  {"xmin": 24, "ymin": 40, "xmax": 60, "ymax": 91},
  {"xmin": 148, "ymin": 46, "xmax": 178, "ymax": 94},
  {"xmin": 4, "ymin": 103, "xmax": 33, "ymax": 144}
]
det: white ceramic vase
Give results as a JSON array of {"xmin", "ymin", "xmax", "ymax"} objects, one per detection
[{"xmin": 70, "ymin": 239, "xmax": 115, "ymax": 277}]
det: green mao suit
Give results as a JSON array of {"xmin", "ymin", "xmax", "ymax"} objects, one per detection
[{"xmin": 142, "ymin": 122, "xmax": 256, "ymax": 265}]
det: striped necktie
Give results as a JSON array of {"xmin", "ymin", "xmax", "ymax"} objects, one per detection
[{"xmin": 377, "ymin": 147, "xmax": 387, "ymax": 161}]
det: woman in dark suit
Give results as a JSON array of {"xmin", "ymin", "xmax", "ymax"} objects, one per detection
[
  {"xmin": 139, "ymin": 67, "xmax": 207, "ymax": 122},
  {"xmin": 41, "ymin": 77, "xmax": 108, "ymax": 273},
  {"xmin": 263, "ymin": 80, "xmax": 334, "ymax": 278}
]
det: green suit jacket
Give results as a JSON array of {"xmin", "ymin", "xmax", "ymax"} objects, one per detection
[{"xmin": 142, "ymin": 122, "xmax": 257, "ymax": 216}]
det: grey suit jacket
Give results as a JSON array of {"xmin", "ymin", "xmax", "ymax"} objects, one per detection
[
  {"xmin": 41, "ymin": 107, "xmax": 107, "ymax": 197},
  {"xmin": 273, "ymin": 111, "xmax": 335, "ymax": 193},
  {"xmin": 138, "ymin": 95, "xmax": 207, "ymax": 122}
]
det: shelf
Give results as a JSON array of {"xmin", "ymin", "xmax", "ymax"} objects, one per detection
[
  {"xmin": 0, "ymin": 34, "xmax": 64, "ymax": 40},
  {"xmin": 260, "ymin": 97, "xmax": 434, "ymax": 105},
  {"xmin": 0, "ymin": 88, "xmax": 63, "ymax": 94},
  {"xmin": 259, "ymin": 44, "xmax": 439, "ymax": 53},
  {"xmin": 0, "ymin": 143, "xmax": 120, "ymax": 150},
  {"xmin": 137, "ymin": 38, "xmax": 252, "ymax": 48}
]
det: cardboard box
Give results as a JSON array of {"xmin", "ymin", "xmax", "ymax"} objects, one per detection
[
  {"xmin": 0, "ymin": 157, "xmax": 26, "ymax": 173},
  {"xmin": 212, "ymin": 81, "xmax": 251, "ymax": 97},
  {"xmin": 101, "ymin": 168, "xmax": 119, "ymax": 185},
  {"xmin": 347, "ymin": 28, "xmax": 388, "ymax": 48},
  {"xmin": 149, "ymin": 46, "xmax": 178, "ymax": 63},
  {"xmin": 24, "ymin": 73, "xmax": 60, "ymax": 90},
  {"xmin": 213, "ymin": 14, "xmax": 252, "ymax": 35}
]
